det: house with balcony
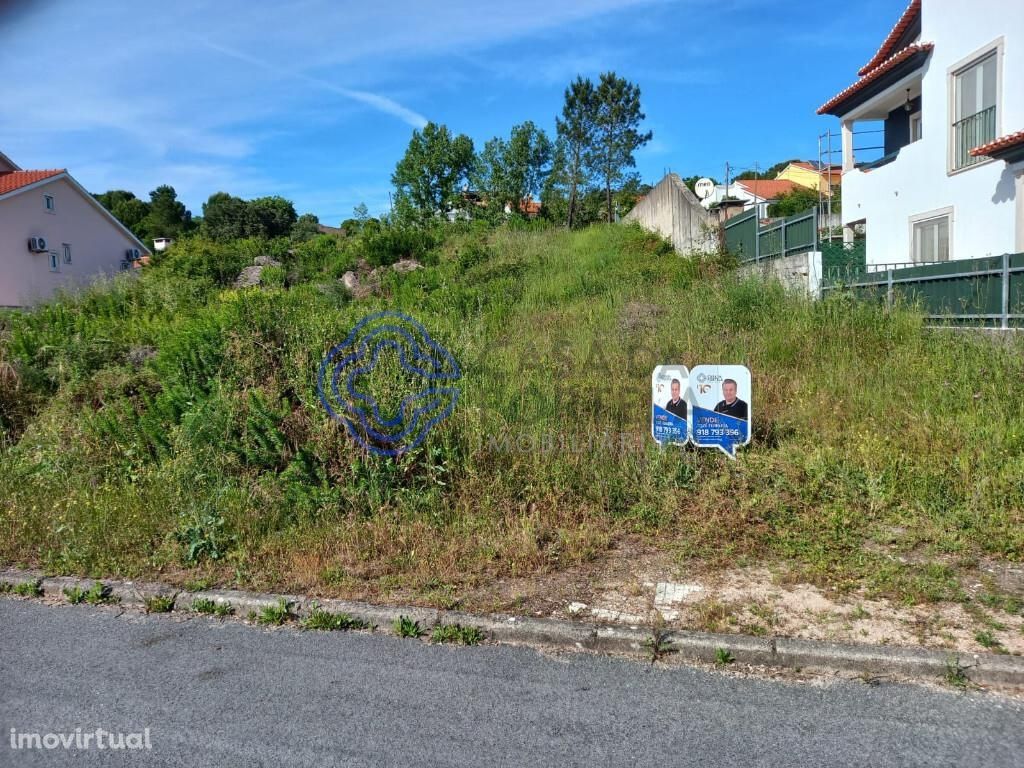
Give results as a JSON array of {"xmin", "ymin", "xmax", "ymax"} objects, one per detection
[{"xmin": 818, "ymin": 0, "xmax": 1024, "ymax": 267}]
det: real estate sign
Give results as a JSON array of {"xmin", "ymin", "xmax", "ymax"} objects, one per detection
[{"xmin": 650, "ymin": 364, "xmax": 752, "ymax": 458}]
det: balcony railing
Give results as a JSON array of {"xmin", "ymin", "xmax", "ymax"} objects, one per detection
[{"xmin": 952, "ymin": 106, "xmax": 996, "ymax": 170}]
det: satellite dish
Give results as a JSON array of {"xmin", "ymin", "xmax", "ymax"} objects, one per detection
[{"xmin": 694, "ymin": 178, "xmax": 715, "ymax": 200}]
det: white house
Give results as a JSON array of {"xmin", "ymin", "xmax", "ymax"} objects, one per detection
[
  {"xmin": 700, "ymin": 179, "xmax": 800, "ymax": 219},
  {"xmin": 0, "ymin": 150, "xmax": 149, "ymax": 307},
  {"xmin": 819, "ymin": 0, "xmax": 1024, "ymax": 267}
]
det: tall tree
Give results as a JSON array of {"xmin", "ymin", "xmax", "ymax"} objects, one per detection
[
  {"xmin": 290, "ymin": 212, "xmax": 321, "ymax": 243},
  {"xmin": 392, "ymin": 122, "xmax": 475, "ymax": 221},
  {"xmin": 474, "ymin": 122, "xmax": 552, "ymax": 216},
  {"xmin": 202, "ymin": 192, "xmax": 250, "ymax": 241},
  {"xmin": 248, "ymin": 196, "xmax": 296, "ymax": 239},
  {"xmin": 141, "ymin": 185, "xmax": 191, "ymax": 240},
  {"xmin": 555, "ymin": 76, "xmax": 598, "ymax": 229},
  {"xmin": 95, "ymin": 190, "xmax": 150, "ymax": 238},
  {"xmin": 588, "ymin": 72, "xmax": 652, "ymax": 223}
]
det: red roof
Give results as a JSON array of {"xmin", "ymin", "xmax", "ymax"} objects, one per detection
[
  {"xmin": 817, "ymin": 42, "xmax": 933, "ymax": 115},
  {"xmin": 518, "ymin": 198, "xmax": 542, "ymax": 216},
  {"xmin": 735, "ymin": 179, "xmax": 799, "ymax": 199},
  {"xmin": 0, "ymin": 169, "xmax": 64, "ymax": 196},
  {"xmin": 969, "ymin": 130, "xmax": 1024, "ymax": 158},
  {"xmin": 859, "ymin": 0, "xmax": 921, "ymax": 75}
]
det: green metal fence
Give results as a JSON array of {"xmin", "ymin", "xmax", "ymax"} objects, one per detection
[
  {"xmin": 723, "ymin": 209, "xmax": 758, "ymax": 260},
  {"xmin": 723, "ymin": 207, "xmax": 819, "ymax": 263},
  {"xmin": 821, "ymin": 240, "xmax": 866, "ymax": 275},
  {"xmin": 822, "ymin": 253, "xmax": 1024, "ymax": 329}
]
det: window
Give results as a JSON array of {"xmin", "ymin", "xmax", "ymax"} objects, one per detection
[
  {"xmin": 909, "ymin": 111, "xmax": 922, "ymax": 143},
  {"xmin": 911, "ymin": 209, "xmax": 952, "ymax": 263},
  {"xmin": 43, "ymin": 194, "xmax": 55, "ymax": 212},
  {"xmin": 62, "ymin": 244, "xmax": 72, "ymax": 264},
  {"xmin": 48, "ymin": 251, "xmax": 60, "ymax": 272},
  {"xmin": 950, "ymin": 44, "xmax": 1000, "ymax": 171}
]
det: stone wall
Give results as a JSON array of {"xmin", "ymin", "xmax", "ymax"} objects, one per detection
[{"xmin": 738, "ymin": 251, "xmax": 823, "ymax": 297}]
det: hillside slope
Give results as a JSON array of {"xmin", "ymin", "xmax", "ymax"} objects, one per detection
[{"xmin": 1, "ymin": 223, "xmax": 1022, "ymax": 622}]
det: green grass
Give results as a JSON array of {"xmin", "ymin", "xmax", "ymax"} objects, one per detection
[
  {"xmin": 300, "ymin": 606, "xmax": 370, "ymax": 631},
  {"xmin": 1, "ymin": 222, "xmax": 1023, "ymax": 612},
  {"xmin": 430, "ymin": 623, "xmax": 484, "ymax": 645},
  {"xmin": 63, "ymin": 582, "xmax": 116, "ymax": 605},
  {"xmin": 2, "ymin": 579, "xmax": 43, "ymax": 597},
  {"xmin": 714, "ymin": 647, "xmax": 735, "ymax": 667},
  {"xmin": 191, "ymin": 597, "xmax": 233, "ymax": 616},
  {"xmin": 974, "ymin": 630, "xmax": 1006, "ymax": 653},
  {"xmin": 393, "ymin": 615, "xmax": 424, "ymax": 638},
  {"xmin": 144, "ymin": 594, "xmax": 175, "ymax": 613},
  {"xmin": 255, "ymin": 599, "xmax": 295, "ymax": 626}
]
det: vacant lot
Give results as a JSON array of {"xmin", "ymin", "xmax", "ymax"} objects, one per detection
[{"xmin": 2, "ymin": 223, "xmax": 1022, "ymax": 650}]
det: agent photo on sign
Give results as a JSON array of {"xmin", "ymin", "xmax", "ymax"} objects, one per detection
[
  {"xmin": 713, "ymin": 378, "xmax": 748, "ymax": 420},
  {"xmin": 664, "ymin": 378, "xmax": 687, "ymax": 419}
]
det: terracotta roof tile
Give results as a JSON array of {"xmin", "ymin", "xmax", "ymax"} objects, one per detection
[
  {"xmin": 969, "ymin": 130, "xmax": 1024, "ymax": 158},
  {"xmin": 735, "ymin": 179, "xmax": 799, "ymax": 199},
  {"xmin": 817, "ymin": 42, "xmax": 933, "ymax": 115},
  {"xmin": 859, "ymin": 0, "xmax": 921, "ymax": 76},
  {"xmin": 0, "ymin": 169, "xmax": 64, "ymax": 196}
]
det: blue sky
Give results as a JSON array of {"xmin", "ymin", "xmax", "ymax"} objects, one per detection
[{"xmin": 1, "ymin": 0, "xmax": 904, "ymax": 224}]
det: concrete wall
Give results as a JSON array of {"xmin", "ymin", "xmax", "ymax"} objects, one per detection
[
  {"xmin": 739, "ymin": 251, "xmax": 823, "ymax": 297},
  {"xmin": 0, "ymin": 176, "xmax": 144, "ymax": 306},
  {"xmin": 842, "ymin": 0, "xmax": 1023, "ymax": 266},
  {"xmin": 625, "ymin": 173, "xmax": 716, "ymax": 254}
]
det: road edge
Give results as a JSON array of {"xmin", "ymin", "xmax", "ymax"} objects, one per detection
[{"xmin": 3, "ymin": 568, "xmax": 1021, "ymax": 686}]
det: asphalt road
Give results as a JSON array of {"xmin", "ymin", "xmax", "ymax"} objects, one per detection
[{"xmin": 1, "ymin": 599, "xmax": 1022, "ymax": 767}]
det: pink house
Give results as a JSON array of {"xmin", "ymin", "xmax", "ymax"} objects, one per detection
[{"xmin": 0, "ymin": 150, "xmax": 150, "ymax": 307}]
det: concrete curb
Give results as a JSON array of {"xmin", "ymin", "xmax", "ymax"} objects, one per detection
[{"xmin": 3, "ymin": 568, "xmax": 1022, "ymax": 686}]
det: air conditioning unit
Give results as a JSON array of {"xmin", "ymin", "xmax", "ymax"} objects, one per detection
[
  {"xmin": 119, "ymin": 260, "xmax": 132, "ymax": 272},
  {"xmin": 126, "ymin": 247, "xmax": 141, "ymax": 261},
  {"xmin": 28, "ymin": 236, "xmax": 47, "ymax": 253}
]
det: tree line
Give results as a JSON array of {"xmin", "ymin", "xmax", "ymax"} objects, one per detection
[
  {"xmin": 93, "ymin": 187, "xmax": 317, "ymax": 246},
  {"xmin": 391, "ymin": 71, "xmax": 652, "ymax": 227}
]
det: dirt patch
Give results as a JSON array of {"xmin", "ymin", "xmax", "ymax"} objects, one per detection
[{"xmin": 435, "ymin": 542, "xmax": 1024, "ymax": 657}]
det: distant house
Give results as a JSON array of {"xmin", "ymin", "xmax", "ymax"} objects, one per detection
[
  {"xmin": 0, "ymin": 150, "xmax": 149, "ymax": 307},
  {"xmin": 504, "ymin": 196, "xmax": 542, "ymax": 218},
  {"xmin": 818, "ymin": 0, "xmax": 1024, "ymax": 265},
  {"xmin": 701, "ymin": 178, "xmax": 800, "ymax": 219},
  {"xmin": 775, "ymin": 162, "xmax": 841, "ymax": 195}
]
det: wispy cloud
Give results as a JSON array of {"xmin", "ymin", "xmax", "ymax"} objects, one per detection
[{"xmin": 197, "ymin": 39, "xmax": 429, "ymax": 129}]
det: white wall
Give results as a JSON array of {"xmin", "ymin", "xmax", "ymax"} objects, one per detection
[
  {"xmin": 842, "ymin": 0, "xmax": 1023, "ymax": 265},
  {"xmin": 0, "ymin": 177, "xmax": 143, "ymax": 306}
]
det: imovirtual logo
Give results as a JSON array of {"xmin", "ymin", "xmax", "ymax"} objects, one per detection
[{"xmin": 317, "ymin": 311, "xmax": 461, "ymax": 457}]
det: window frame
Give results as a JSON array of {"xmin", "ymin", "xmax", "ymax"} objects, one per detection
[
  {"xmin": 947, "ymin": 37, "xmax": 1003, "ymax": 175},
  {"xmin": 909, "ymin": 111, "xmax": 922, "ymax": 143},
  {"xmin": 62, "ymin": 243, "xmax": 72, "ymax": 264},
  {"xmin": 909, "ymin": 206, "xmax": 954, "ymax": 263},
  {"xmin": 43, "ymin": 193, "xmax": 55, "ymax": 213},
  {"xmin": 48, "ymin": 250, "xmax": 60, "ymax": 272}
]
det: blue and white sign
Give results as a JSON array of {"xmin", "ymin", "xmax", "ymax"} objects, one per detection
[
  {"xmin": 651, "ymin": 365, "xmax": 689, "ymax": 446},
  {"xmin": 688, "ymin": 364, "xmax": 752, "ymax": 458}
]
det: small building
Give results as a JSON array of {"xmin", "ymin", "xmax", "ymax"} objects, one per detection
[
  {"xmin": 0, "ymin": 150, "xmax": 150, "ymax": 307},
  {"xmin": 818, "ymin": 0, "xmax": 1023, "ymax": 266},
  {"xmin": 152, "ymin": 237, "xmax": 173, "ymax": 252},
  {"xmin": 775, "ymin": 162, "xmax": 842, "ymax": 195},
  {"xmin": 701, "ymin": 179, "xmax": 800, "ymax": 219}
]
